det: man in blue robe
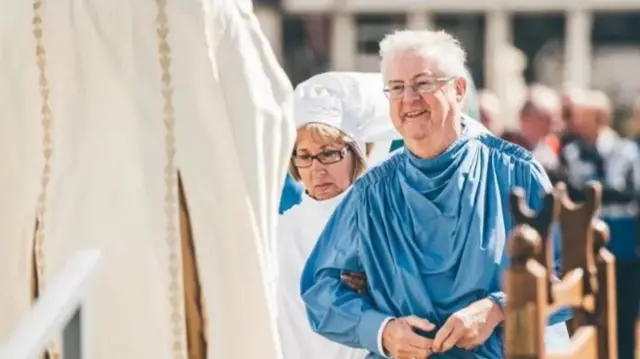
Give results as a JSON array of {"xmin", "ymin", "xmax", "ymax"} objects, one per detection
[{"xmin": 301, "ymin": 29, "xmax": 570, "ymax": 358}]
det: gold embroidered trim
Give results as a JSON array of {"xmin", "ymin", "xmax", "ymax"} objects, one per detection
[
  {"xmin": 154, "ymin": 1, "xmax": 186, "ymax": 358},
  {"xmin": 32, "ymin": 0, "xmax": 52, "ymax": 295},
  {"xmin": 32, "ymin": 1, "xmax": 59, "ymax": 358}
]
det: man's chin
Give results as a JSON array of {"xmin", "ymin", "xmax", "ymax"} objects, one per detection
[{"xmin": 402, "ymin": 130, "xmax": 430, "ymax": 142}]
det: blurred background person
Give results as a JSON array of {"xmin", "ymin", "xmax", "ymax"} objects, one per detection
[
  {"xmin": 478, "ymin": 89, "xmax": 505, "ymax": 136},
  {"xmin": 519, "ymin": 84, "xmax": 563, "ymax": 164},
  {"xmin": 557, "ymin": 90, "xmax": 640, "ymax": 358},
  {"xmin": 559, "ymin": 87, "xmax": 588, "ymax": 146},
  {"xmin": 558, "ymin": 90, "xmax": 639, "ymax": 227},
  {"xmin": 632, "ymin": 95, "xmax": 640, "ymax": 146}
]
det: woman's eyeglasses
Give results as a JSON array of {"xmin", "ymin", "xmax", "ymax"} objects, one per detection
[{"xmin": 292, "ymin": 147, "xmax": 349, "ymax": 168}]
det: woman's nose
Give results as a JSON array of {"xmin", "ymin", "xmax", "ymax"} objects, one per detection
[{"xmin": 309, "ymin": 158, "xmax": 327, "ymax": 171}]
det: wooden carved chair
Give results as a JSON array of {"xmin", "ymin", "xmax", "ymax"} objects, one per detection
[{"xmin": 505, "ymin": 182, "xmax": 618, "ymax": 359}]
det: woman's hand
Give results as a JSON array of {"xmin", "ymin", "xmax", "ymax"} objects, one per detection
[
  {"xmin": 432, "ymin": 297, "xmax": 504, "ymax": 352},
  {"xmin": 382, "ymin": 316, "xmax": 435, "ymax": 359},
  {"xmin": 340, "ymin": 272, "xmax": 367, "ymax": 294}
]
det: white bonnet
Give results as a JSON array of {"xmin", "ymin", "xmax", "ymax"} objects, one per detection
[{"xmin": 293, "ymin": 71, "xmax": 400, "ymax": 155}]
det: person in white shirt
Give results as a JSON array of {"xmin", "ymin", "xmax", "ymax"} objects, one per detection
[{"xmin": 273, "ymin": 72, "xmax": 399, "ymax": 359}]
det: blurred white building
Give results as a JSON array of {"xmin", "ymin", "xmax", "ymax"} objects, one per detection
[{"xmin": 254, "ymin": 0, "xmax": 640, "ymax": 127}]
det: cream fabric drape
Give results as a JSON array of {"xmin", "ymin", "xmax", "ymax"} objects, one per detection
[{"xmin": 0, "ymin": 0, "xmax": 294, "ymax": 358}]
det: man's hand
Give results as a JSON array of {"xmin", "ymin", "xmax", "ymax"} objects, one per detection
[
  {"xmin": 432, "ymin": 297, "xmax": 504, "ymax": 353},
  {"xmin": 341, "ymin": 272, "xmax": 367, "ymax": 294},
  {"xmin": 382, "ymin": 316, "xmax": 435, "ymax": 359}
]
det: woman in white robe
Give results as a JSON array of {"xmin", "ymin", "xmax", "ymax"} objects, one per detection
[
  {"xmin": 0, "ymin": 1, "xmax": 293, "ymax": 359},
  {"xmin": 273, "ymin": 72, "xmax": 399, "ymax": 359}
]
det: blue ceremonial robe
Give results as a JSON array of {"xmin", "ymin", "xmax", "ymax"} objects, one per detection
[
  {"xmin": 301, "ymin": 118, "xmax": 571, "ymax": 358},
  {"xmin": 279, "ymin": 173, "xmax": 303, "ymax": 214}
]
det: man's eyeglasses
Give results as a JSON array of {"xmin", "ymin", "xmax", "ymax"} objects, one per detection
[
  {"xmin": 383, "ymin": 76, "xmax": 454, "ymax": 100},
  {"xmin": 292, "ymin": 147, "xmax": 349, "ymax": 168}
]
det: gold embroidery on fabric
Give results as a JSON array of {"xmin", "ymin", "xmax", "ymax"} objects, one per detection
[
  {"xmin": 31, "ymin": 1, "xmax": 59, "ymax": 358},
  {"xmin": 32, "ymin": 0, "xmax": 51, "ymax": 296},
  {"xmin": 154, "ymin": 0, "xmax": 187, "ymax": 358}
]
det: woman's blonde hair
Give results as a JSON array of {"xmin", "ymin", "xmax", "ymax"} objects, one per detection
[{"xmin": 289, "ymin": 123, "xmax": 368, "ymax": 182}]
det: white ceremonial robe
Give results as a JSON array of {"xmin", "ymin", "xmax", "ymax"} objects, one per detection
[
  {"xmin": 0, "ymin": 0, "xmax": 294, "ymax": 359},
  {"xmin": 274, "ymin": 192, "xmax": 368, "ymax": 359}
]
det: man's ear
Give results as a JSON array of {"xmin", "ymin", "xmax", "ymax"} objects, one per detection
[{"xmin": 455, "ymin": 77, "xmax": 468, "ymax": 103}]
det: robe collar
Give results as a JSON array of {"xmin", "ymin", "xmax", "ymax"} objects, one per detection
[{"xmin": 402, "ymin": 116, "xmax": 487, "ymax": 192}]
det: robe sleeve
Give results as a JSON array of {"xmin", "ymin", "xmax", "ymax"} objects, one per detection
[
  {"xmin": 300, "ymin": 188, "xmax": 391, "ymax": 355},
  {"xmin": 489, "ymin": 158, "xmax": 572, "ymax": 325},
  {"xmin": 213, "ymin": 1, "xmax": 296, "ymax": 262}
]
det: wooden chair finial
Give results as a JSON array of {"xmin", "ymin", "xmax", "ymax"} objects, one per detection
[
  {"xmin": 505, "ymin": 181, "xmax": 619, "ymax": 359},
  {"xmin": 556, "ymin": 182, "xmax": 600, "ymax": 298},
  {"xmin": 509, "ymin": 224, "xmax": 542, "ymax": 263},
  {"xmin": 510, "ymin": 187, "xmax": 558, "ymax": 303}
]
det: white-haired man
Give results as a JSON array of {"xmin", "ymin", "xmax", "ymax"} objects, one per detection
[{"xmin": 301, "ymin": 29, "xmax": 571, "ymax": 359}]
